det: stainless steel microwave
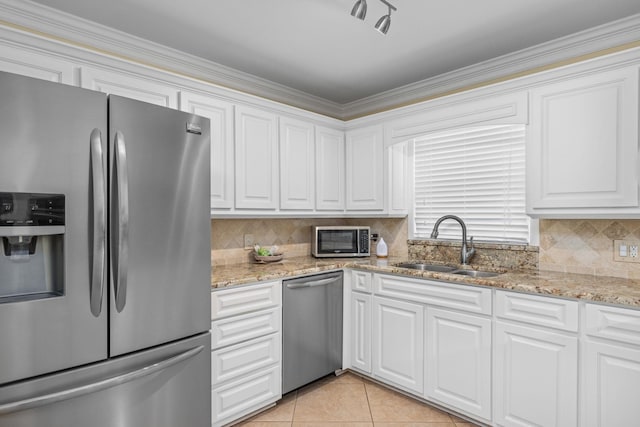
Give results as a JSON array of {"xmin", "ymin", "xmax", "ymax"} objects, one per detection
[{"xmin": 311, "ymin": 225, "xmax": 370, "ymax": 258}]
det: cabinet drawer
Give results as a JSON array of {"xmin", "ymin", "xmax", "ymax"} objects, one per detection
[
  {"xmin": 212, "ymin": 333, "xmax": 280, "ymax": 385},
  {"xmin": 374, "ymin": 274, "xmax": 491, "ymax": 315},
  {"xmin": 351, "ymin": 270, "xmax": 372, "ymax": 292},
  {"xmin": 585, "ymin": 303, "xmax": 640, "ymax": 345},
  {"xmin": 212, "ymin": 365, "xmax": 281, "ymax": 427},
  {"xmin": 212, "ymin": 307, "xmax": 280, "ymax": 350},
  {"xmin": 496, "ymin": 291, "xmax": 578, "ymax": 332},
  {"xmin": 211, "ymin": 281, "xmax": 281, "ymax": 319}
]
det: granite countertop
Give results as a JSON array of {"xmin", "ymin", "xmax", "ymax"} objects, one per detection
[{"xmin": 211, "ymin": 256, "xmax": 640, "ymax": 309}]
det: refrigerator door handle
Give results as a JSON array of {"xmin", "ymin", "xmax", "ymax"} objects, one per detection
[
  {"xmin": 90, "ymin": 128, "xmax": 106, "ymax": 317},
  {"xmin": 0, "ymin": 345, "xmax": 205, "ymax": 416},
  {"xmin": 113, "ymin": 131, "xmax": 129, "ymax": 313}
]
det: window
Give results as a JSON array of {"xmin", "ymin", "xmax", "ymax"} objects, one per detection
[{"xmin": 413, "ymin": 124, "xmax": 529, "ymax": 243}]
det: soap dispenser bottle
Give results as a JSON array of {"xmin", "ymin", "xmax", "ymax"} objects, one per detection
[{"xmin": 376, "ymin": 237, "xmax": 388, "ymax": 258}]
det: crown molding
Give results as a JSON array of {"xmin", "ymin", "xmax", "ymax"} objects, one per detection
[
  {"xmin": 0, "ymin": 0, "xmax": 345, "ymax": 118},
  {"xmin": 0, "ymin": 0, "xmax": 639, "ymax": 121},
  {"xmin": 342, "ymin": 13, "xmax": 640, "ymax": 120}
]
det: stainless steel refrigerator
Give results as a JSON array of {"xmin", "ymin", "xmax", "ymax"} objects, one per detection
[{"xmin": 0, "ymin": 71, "xmax": 211, "ymax": 427}]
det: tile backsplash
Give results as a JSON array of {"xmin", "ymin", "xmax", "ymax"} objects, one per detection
[
  {"xmin": 211, "ymin": 217, "xmax": 639, "ymax": 277},
  {"xmin": 211, "ymin": 217, "xmax": 408, "ymax": 266},
  {"xmin": 540, "ymin": 219, "xmax": 640, "ymax": 279},
  {"xmin": 539, "ymin": 219, "xmax": 640, "ymax": 279}
]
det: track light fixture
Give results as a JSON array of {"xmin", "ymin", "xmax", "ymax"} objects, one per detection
[
  {"xmin": 351, "ymin": 0, "xmax": 397, "ymax": 35},
  {"xmin": 350, "ymin": 0, "xmax": 367, "ymax": 20}
]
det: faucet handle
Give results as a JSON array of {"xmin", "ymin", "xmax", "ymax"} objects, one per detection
[{"xmin": 466, "ymin": 236, "xmax": 476, "ymax": 261}]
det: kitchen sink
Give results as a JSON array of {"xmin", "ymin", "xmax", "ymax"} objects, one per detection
[
  {"xmin": 395, "ymin": 262, "xmax": 501, "ymax": 278},
  {"xmin": 451, "ymin": 269, "xmax": 500, "ymax": 278},
  {"xmin": 395, "ymin": 263, "xmax": 458, "ymax": 273}
]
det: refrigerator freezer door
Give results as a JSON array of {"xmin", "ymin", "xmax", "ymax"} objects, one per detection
[
  {"xmin": 108, "ymin": 95, "xmax": 211, "ymax": 357},
  {"xmin": 0, "ymin": 332, "xmax": 211, "ymax": 427},
  {"xmin": 0, "ymin": 72, "xmax": 108, "ymax": 384}
]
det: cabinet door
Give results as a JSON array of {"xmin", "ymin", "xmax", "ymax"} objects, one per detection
[
  {"xmin": 0, "ymin": 43, "xmax": 75, "ymax": 84},
  {"xmin": 279, "ymin": 117, "xmax": 315, "ymax": 210},
  {"xmin": 425, "ymin": 308, "xmax": 491, "ymax": 421},
  {"xmin": 350, "ymin": 291, "xmax": 372, "ymax": 373},
  {"xmin": 372, "ymin": 296, "xmax": 424, "ymax": 393},
  {"xmin": 234, "ymin": 105, "xmax": 278, "ymax": 209},
  {"xmin": 80, "ymin": 66, "xmax": 178, "ymax": 107},
  {"xmin": 387, "ymin": 141, "xmax": 410, "ymax": 215},
  {"xmin": 211, "ymin": 365, "xmax": 281, "ymax": 427},
  {"xmin": 582, "ymin": 339, "xmax": 640, "ymax": 427},
  {"xmin": 180, "ymin": 91, "xmax": 234, "ymax": 210},
  {"xmin": 315, "ymin": 126, "xmax": 345, "ymax": 211},
  {"xmin": 212, "ymin": 332, "xmax": 280, "ymax": 385},
  {"xmin": 346, "ymin": 125, "xmax": 384, "ymax": 210},
  {"xmin": 527, "ymin": 67, "xmax": 639, "ymax": 214},
  {"xmin": 494, "ymin": 321, "xmax": 578, "ymax": 427}
]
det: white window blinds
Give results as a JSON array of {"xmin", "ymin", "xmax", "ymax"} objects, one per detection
[{"xmin": 413, "ymin": 124, "xmax": 529, "ymax": 243}]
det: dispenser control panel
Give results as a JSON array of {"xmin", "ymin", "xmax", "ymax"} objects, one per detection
[{"xmin": 0, "ymin": 192, "xmax": 65, "ymax": 226}]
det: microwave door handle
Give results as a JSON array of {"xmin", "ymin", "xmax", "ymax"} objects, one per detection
[
  {"xmin": 113, "ymin": 131, "xmax": 129, "ymax": 313},
  {"xmin": 90, "ymin": 129, "xmax": 106, "ymax": 317}
]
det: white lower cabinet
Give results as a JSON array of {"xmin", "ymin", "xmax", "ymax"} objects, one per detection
[
  {"xmin": 582, "ymin": 339, "xmax": 640, "ymax": 427},
  {"xmin": 425, "ymin": 307, "xmax": 491, "ymax": 421},
  {"xmin": 211, "ymin": 281, "xmax": 282, "ymax": 427},
  {"xmin": 350, "ymin": 291, "xmax": 372, "ymax": 374},
  {"xmin": 212, "ymin": 365, "xmax": 281, "ymax": 426},
  {"xmin": 494, "ymin": 321, "xmax": 578, "ymax": 427},
  {"xmin": 582, "ymin": 303, "xmax": 640, "ymax": 427},
  {"xmin": 372, "ymin": 295, "xmax": 424, "ymax": 394},
  {"xmin": 343, "ymin": 273, "xmax": 640, "ymax": 427}
]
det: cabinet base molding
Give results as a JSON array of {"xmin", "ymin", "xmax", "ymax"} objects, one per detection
[{"xmin": 344, "ymin": 369, "xmax": 491, "ymax": 427}]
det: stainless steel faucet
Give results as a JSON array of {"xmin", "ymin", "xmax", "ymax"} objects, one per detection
[{"xmin": 430, "ymin": 215, "xmax": 476, "ymax": 265}]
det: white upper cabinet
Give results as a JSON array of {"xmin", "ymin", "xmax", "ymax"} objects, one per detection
[
  {"xmin": 80, "ymin": 66, "xmax": 178, "ymax": 108},
  {"xmin": 234, "ymin": 105, "xmax": 278, "ymax": 210},
  {"xmin": 0, "ymin": 43, "xmax": 75, "ymax": 84},
  {"xmin": 279, "ymin": 117, "xmax": 315, "ymax": 210},
  {"xmin": 386, "ymin": 141, "xmax": 410, "ymax": 216},
  {"xmin": 315, "ymin": 126, "xmax": 345, "ymax": 211},
  {"xmin": 180, "ymin": 92, "xmax": 234, "ymax": 210},
  {"xmin": 527, "ymin": 66, "xmax": 640, "ymax": 217},
  {"xmin": 346, "ymin": 125, "xmax": 384, "ymax": 210}
]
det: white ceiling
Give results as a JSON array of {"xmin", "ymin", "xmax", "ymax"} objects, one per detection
[{"xmin": 27, "ymin": 0, "xmax": 640, "ymax": 106}]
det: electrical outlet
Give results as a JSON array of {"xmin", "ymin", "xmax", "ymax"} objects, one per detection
[
  {"xmin": 614, "ymin": 240, "xmax": 640, "ymax": 263},
  {"xmin": 244, "ymin": 234, "xmax": 254, "ymax": 248}
]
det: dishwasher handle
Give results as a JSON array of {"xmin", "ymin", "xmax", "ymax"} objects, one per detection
[{"xmin": 286, "ymin": 276, "xmax": 341, "ymax": 289}]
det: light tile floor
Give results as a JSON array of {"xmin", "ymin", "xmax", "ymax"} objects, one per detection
[{"xmin": 236, "ymin": 372, "xmax": 480, "ymax": 427}]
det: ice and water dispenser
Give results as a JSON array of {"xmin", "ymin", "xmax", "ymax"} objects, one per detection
[{"xmin": 0, "ymin": 192, "xmax": 65, "ymax": 302}]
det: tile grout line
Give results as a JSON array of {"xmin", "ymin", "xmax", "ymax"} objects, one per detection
[
  {"xmin": 363, "ymin": 381, "xmax": 374, "ymax": 425},
  {"xmin": 291, "ymin": 389, "xmax": 298, "ymax": 426}
]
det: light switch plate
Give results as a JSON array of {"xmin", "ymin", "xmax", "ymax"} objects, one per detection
[{"xmin": 614, "ymin": 239, "xmax": 640, "ymax": 263}]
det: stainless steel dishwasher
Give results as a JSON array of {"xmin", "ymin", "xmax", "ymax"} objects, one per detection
[{"xmin": 282, "ymin": 270, "xmax": 343, "ymax": 394}]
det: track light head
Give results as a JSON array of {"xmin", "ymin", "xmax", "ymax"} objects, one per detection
[
  {"xmin": 351, "ymin": 0, "xmax": 396, "ymax": 34},
  {"xmin": 351, "ymin": 0, "xmax": 367, "ymax": 21},
  {"xmin": 374, "ymin": 10, "xmax": 391, "ymax": 35}
]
